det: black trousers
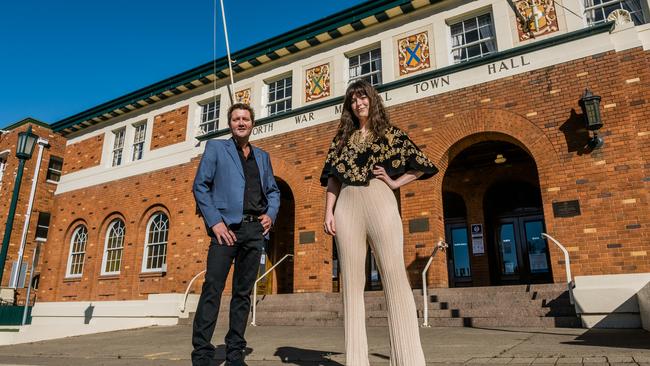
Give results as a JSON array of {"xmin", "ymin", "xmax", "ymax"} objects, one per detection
[{"xmin": 191, "ymin": 221, "xmax": 264, "ymax": 365}]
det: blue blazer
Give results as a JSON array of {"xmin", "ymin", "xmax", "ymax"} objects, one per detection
[{"xmin": 193, "ymin": 138, "xmax": 280, "ymax": 239}]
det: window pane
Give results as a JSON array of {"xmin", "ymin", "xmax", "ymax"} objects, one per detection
[
  {"xmin": 68, "ymin": 225, "xmax": 88, "ymax": 276},
  {"xmin": 465, "ymin": 29, "xmax": 479, "ymax": 44},
  {"xmin": 35, "ymin": 212, "xmax": 50, "ymax": 239},
  {"xmin": 464, "ymin": 18, "xmax": 477, "ymax": 31},
  {"xmin": 145, "ymin": 213, "xmax": 168, "ymax": 270}
]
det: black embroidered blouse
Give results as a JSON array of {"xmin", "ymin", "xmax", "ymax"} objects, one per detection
[{"xmin": 320, "ymin": 126, "xmax": 438, "ymax": 186}]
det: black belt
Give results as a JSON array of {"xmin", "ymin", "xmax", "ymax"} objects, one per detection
[{"xmin": 242, "ymin": 214, "xmax": 258, "ymax": 223}]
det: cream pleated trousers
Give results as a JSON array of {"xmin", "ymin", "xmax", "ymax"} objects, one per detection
[{"xmin": 334, "ymin": 179, "xmax": 426, "ymax": 366}]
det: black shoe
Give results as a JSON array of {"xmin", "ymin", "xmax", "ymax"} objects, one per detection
[{"xmin": 225, "ymin": 359, "xmax": 247, "ymax": 366}]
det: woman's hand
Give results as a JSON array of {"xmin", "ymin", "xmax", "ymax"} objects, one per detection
[
  {"xmin": 323, "ymin": 176, "xmax": 341, "ymax": 236},
  {"xmin": 373, "ymin": 165, "xmax": 400, "ymax": 190},
  {"xmin": 373, "ymin": 166, "xmax": 423, "ymax": 190},
  {"xmin": 324, "ymin": 210, "xmax": 336, "ymax": 236}
]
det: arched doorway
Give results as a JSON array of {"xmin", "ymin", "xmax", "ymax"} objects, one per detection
[
  {"xmin": 257, "ymin": 178, "xmax": 294, "ymax": 294},
  {"xmin": 442, "ymin": 139, "xmax": 552, "ymax": 286}
]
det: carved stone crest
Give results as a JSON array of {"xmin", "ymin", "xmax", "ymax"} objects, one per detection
[{"xmin": 515, "ymin": 0, "xmax": 559, "ymax": 41}]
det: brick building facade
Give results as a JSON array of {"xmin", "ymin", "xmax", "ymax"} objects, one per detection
[
  {"xmin": 0, "ymin": 119, "xmax": 66, "ymax": 305},
  {"xmin": 2, "ymin": 0, "xmax": 649, "ymax": 309}
]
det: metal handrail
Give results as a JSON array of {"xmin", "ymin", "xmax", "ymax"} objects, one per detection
[
  {"xmin": 179, "ymin": 270, "xmax": 206, "ymax": 312},
  {"xmin": 541, "ymin": 233, "xmax": 574, "ymax": 305},
  {"xmin": 421, "ymin": 240, "xmax": 448, "ymax": 327},
  {"xmin": 250, "ymin": 253, "xmax": 293, "ymax": 326}
]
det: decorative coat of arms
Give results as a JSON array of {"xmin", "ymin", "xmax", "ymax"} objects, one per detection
[
  {"xmin": 515, "ymin": 0, "xmax": 559, "ymax": 41},
  {"xmin": 305, "ymin": 63, "xmax": 331, "ymax": 102},
  {"xmin": 397, "ymin": 31, "xmax": 430, "ymax": 76},
  {"xmin": 235, "ymin": 88, "xmax": 251, "ymax": 105}
]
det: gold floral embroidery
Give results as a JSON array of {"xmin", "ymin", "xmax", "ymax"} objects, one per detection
[{"xmin": 322, "ymin": 126, "xmax": 436, "ymax": 185}]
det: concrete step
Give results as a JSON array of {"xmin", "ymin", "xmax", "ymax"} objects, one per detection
[{"xmin": 180, "ymin": 285, "xmax": 580, "ymax": 328}]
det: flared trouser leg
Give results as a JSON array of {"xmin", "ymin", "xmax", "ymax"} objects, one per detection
[
  {"xmin": 335, "ymin": 185, "xmax": 370, "ymax": 366},
  {"xmin": 335, "ymin": 179, "xmax": 426, "ymax": 366},
  {"xmin": 365, "ymin": 180, "xmax": 426, "ymax": 366}
]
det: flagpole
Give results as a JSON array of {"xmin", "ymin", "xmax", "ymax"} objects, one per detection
[{"xmin": 218, "ymin": 0, "xmax": 235, "ymax": 104}]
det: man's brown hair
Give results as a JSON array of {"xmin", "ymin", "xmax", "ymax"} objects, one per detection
[{"xmin": 227, "ymin": 102, "xmax": 255, "ymax": 124}]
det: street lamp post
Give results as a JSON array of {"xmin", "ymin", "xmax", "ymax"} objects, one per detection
[
  {"xmin": 0, "ymin": 126, "xmax": 38, "ymax": 287},
  {"xmin": 10, "ymin": 137, "xmax": 48, "ymax": 288}
]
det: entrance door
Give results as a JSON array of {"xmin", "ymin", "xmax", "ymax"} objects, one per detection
[
  {"xmin": 495, "ymin": 215, "xmax": 552, "ymax": 284},
  {"xmin": 445, "ymin": 221, "xmax": 472, "ymax": 287}
]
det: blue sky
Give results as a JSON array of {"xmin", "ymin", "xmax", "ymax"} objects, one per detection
[{"xmin": 0, "ymin": 0, "xmax": 365, "ymax": 127}]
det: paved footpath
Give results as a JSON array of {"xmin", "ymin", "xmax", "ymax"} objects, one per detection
[{"xmin": 0, "ymin": 324, "xmax": 648, "ymax": 365}]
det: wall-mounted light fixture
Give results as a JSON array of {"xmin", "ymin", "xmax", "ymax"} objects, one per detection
[
  {"xmin": 579, "ymin": 89, "xmax": 604, "ymax": 149},
  {"xmin": 494, "ymin": 154, "xmax": 507, "ymax": 164}
]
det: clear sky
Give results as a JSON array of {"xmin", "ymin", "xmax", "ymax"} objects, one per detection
[{"xmin": 0, "ymin": 0, "xmax": 366, "ymax": 127}]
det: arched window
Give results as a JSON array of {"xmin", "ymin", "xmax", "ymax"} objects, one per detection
[
  {"xmin": 101, "ymin": 219, "xmax": 125, "ymax": 275},
  {"xmin": 142, "ymin": 212, "xmax": 168, "ymax": 272},
  {"xmin": 66, "ymin": 225, "xmax": 88, "ymax": 277}
]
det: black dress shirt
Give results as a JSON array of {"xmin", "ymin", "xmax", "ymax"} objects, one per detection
[{"xmin": 235, "ymin": 140, "xmax": 267, "ymax": 216}]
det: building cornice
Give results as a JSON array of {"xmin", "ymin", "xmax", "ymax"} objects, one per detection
[
  {"xmin": 197, "ymin": 21, "xmax": 614, "ymax": 141},
  {"xmin": 51, "ymin": 0, "xmax": 429, "ymax": 135},
  {"xmin": 2, "ymin": 117, "xmax": 51, "ymax": 132}
]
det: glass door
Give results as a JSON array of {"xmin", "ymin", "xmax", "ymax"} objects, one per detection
[
  {"xmin": 495, "ymin": 216, "xmax": 552, "ymax": 284},
  {"xmin": 496, "ymin": 219, "xmax": 522, "ymax": 283},
  {"xmin": 445, "ymin": 221, "xmax": 472, "ymax": 286},
  {"xmin": 522, "ymin": 217, "xmax": 552, "ymax": 282}
]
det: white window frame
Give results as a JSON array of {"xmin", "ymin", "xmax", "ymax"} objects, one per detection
[
  {"xmin": 141, "ymin": 212, "xmax": 169, "ymax": 273},
  {"xmin": 111, "ymin": 128, "xmax": 126, "ymax": 167},
  {"xmin": 101, "ymin": 219, "xmax": 125, "ymax": 275},
  {"xmin": 46, "ymin": 155, "xmax": 63, "ymax": 183},
  {"xmin": 35, "ymin": 212, "xmax": 51, "ymax": 241},
  {"xmin": 584, "ymin": 0, "xmax": 647, "ymax": 25},
  {"xmin": 0, "ymin": 151, "xmax": 8, "ymax": 191},
  {"xmin": 449, "ymin": 12, "xmax": 497, "ymax": 64},
  {"xmin": 198, "ymin": 98, "xmax": 220, "ymax": 136},
  {"xmin": 131, "ymin": 122, "xmax": 147, "ymax": 162},
  {"xmin": 266, "ymin": 75, "xmax": 293, "ymax": 117},
  {"xmin": 66, "ymin": 225, "xmax": 88, "ymax": 278},
  {"xmin": 348, "ymin": 47, "xmax": 383, "ymax": 86}
]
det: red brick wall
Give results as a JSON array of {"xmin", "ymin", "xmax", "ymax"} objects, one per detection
[
  {"xmin": 39, "ymin": 46, "xmax": 650, "ymax": 301},
  {"xmin": 151, "ymin": 106, "xmax": 188, "ymax": 150},
  {"xmin": 63, "ymin": 134, "xmax": 103, "ymax": 174},
  {"xmin": 0, "ymin": 123, "xmax": 66, "ymax": 304}
]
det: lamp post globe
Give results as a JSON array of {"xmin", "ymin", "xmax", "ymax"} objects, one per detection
[
  {"xmin": 579, "ymin": 89, "xmax": 603, "ymax": 131},
  {"xmin": 16, "ymin": 126, "xmax": 38, "ymax": 160}
]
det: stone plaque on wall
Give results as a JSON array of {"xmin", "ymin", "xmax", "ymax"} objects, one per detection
[
  {"xmin": 515, "ymin": 0, "xmax": 559, "ymax": 41},
  {"xmin": 552, "ymin": 200, "xmax": 581, "ymax": 218}
]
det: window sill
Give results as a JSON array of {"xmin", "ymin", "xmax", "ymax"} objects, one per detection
[
  {"xmin": 139, "ymin": 271, "xmax": 165, "ymax": 279},
  {"xmin": 98, "ymin": 274, "xmax": 121, "ymax": 280},
  {"xmin": 45, "ymin": 179, "xmax": 59, "ymax": 185},
  {"xmin": 63, "ymin": 277, "xmax": 82, "ymax": 283}
]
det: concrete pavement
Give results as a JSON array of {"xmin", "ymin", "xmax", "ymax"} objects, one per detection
[{"xmin": 0, "ymin": 324, "xmax": 648, "ymax": 365}]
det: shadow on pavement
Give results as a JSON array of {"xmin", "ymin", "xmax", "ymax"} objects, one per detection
[
  {"xmin": 211, "ymin": 345, "xmax": 254, "ymax": 364},
  {"xmin": 561, "ymin": 328, "xmax": 650, "ymax": 350},
  {"xmin": 274, "ymin": 346, "xmax": 343, "ymax": 365}
]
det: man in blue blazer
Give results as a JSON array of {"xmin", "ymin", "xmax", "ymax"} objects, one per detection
[{"xmin": 192, "ymin": 102, "xmax": 280, "ymax": 366}]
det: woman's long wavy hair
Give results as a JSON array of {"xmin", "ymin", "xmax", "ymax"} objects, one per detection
[{"xmin": 335, "ymin": 79, "xmax": 392, "ymax": 153}]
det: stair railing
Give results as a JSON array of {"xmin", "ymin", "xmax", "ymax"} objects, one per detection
[
  {"xmin": 421, "ymin": 240, "xmax": 448, "ymax": 327},
  {"xmin": 179, "ymin": 269, "xmax": 206, "ymax": 313},
  {"xmin": 250, "ymin": 253, "xmax": 294, "ymax": 326},
  {"xmin": 541, "ymin": 233, "xmax": 574, "ymax": 305}
]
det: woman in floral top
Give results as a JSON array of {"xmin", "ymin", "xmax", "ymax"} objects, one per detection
[{"xmin": 321, "ymin": 79, "xmax": 437, "ymax": 366}]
